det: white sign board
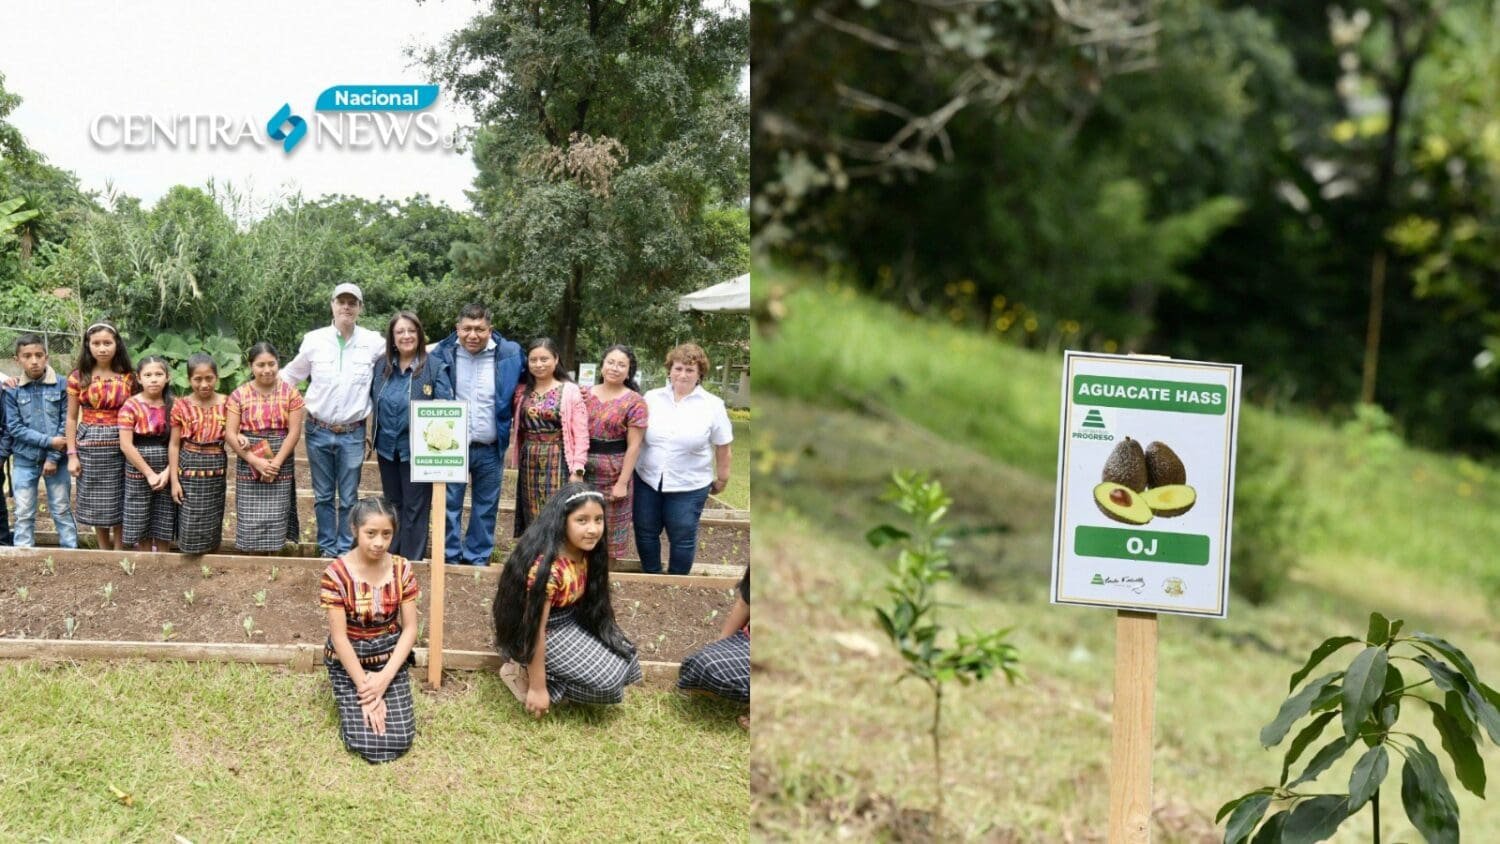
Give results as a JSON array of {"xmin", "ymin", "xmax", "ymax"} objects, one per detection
[
  {"xmin": 578, "ymin": 363, "xmax": 597, "ymax": 388},
  {"xmin": 1050, "ymin": 352, "xmax": 1242, "ymax": 618},
  {"xmin": 410, "ymin": 400, "xmax": 469, "ymax": 483}
]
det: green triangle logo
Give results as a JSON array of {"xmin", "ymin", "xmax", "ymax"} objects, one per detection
[
  {"xmin": 1091, "ymin": 573, "xmax": 1104, "ymax": 585},
  {"xmin": 1082, "ymin": 409, "xmax": 1106, "ymax": 429}
]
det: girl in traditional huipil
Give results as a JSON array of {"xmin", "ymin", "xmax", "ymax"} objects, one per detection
[
  {"xmin": 169, "ymin": 353, "xmax": 229, "ymax": 555},
  {"xmin": 510, "ymin": 337, "xmax": 588, "ymax": 536},
  {"xmin": 225, "ymin": 343, "xmax": 304, "ymax": 554},
  {"xmin": 320, "ymin": 497, "xmax": 420, "ymax": 762},
  {"xmin": 118, "ymin": 356, "xmax": 178, "ymax": 551},
  {"xmin": 582, "ymin": 345, "xmax": 647, "ymax": 561},
  {"xmin": 494, "ymin": 483, "xmax": 641, "ymax": 716},
  {"xmin": 65, "ymin": 322, "xmax": 137, "ymax": 551}
]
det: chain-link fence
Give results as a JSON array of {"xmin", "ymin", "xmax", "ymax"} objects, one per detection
[{"xmin": 0, "ymin": 327, "xmax": 79, "ymax": 378}]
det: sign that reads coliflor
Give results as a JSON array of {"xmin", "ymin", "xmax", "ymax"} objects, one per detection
[
  {"xmin": 410, "ymin": 401, "xmax": 469, "ymax": 483},
  {"xmin": 1050, "ymin": 351, "xmax": 1242, "ymax": 618}
]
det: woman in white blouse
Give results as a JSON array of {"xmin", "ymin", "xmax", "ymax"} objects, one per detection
[{"xmin": 632, "ymin": 343, "xmax": 733, "ymax": 575}]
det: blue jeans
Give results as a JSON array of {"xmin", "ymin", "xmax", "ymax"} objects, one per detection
[
  {"xmin": 305, "ymin": 423, "xmax": 365, "ymax": 557},
  {"xmin": 11, "ymin": 458, "xmax": 77, "ymax": 548},
  {"xmin": 445, "ymin": 443, "xmax": 503, "ymax": 565},
  {"xmin": 632, "ymin": 479, "xmax": 710, "ymax": 575}
]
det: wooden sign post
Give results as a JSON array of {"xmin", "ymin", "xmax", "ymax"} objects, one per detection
[
  {"xmin": 428, "ymin": 483, "xmax": 446, "ymax": 687},
  {"xmin": 1048, "ymin": 351, "xmax": 1242, "ymax": 842},
  {"xmin": 410, "ymin": 399, "xmax": 469, "ymax": 691},
  {"xmin": 1108, "ymin": 610, "xmax": 1157, "ymax": 842}
]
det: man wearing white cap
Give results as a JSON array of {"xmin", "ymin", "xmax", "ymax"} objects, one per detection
[{"xmin": 281, "ymin": 283, "xmax": 387, "ymax": 557}]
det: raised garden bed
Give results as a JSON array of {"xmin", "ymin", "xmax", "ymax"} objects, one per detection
[{"xmin": 0, "ymin": 550, "xmax": 739, "ymax": 669}]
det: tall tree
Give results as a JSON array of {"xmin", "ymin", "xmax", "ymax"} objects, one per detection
[{"xmin": 421, "ymin": 0, "xmax": 750, "ymax": 369}]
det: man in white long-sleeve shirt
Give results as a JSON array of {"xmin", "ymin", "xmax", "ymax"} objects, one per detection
[{"xmin": 281, "ymin": 283, "xmax": 386, "ymax": 557}]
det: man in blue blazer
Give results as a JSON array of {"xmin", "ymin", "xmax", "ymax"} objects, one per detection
[{"xmin": 428, "ymin": 303, "xmax": 524, "ymax": 565}]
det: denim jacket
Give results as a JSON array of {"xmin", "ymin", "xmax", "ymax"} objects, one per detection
[
  {"xmin": 368, "ymin": 352, "xmax": 455, "ymax": 461},
  {"xmin": 2, "ymin": 366, "xmax": 66, "ymax": 465}
]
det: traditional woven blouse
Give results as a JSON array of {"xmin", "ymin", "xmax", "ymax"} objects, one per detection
[
  {"xmin": 171, "ymin": 398, "xmax": 227, "ymax": 444},
  {"xmin": 526, "ymin": 554, "xmax": 586, "ymax": 608},
  {"xmin": 584, "ymin": 387, "xmax": 647, "ymax": 439},
  {"xmin": 67, "ymin": 370, "xmax": 136, "ymax": 425},
  {"xmin": 319, "ymin": 555, "xmax": 420, "ymax": 640},
  {"xmin": 116, "ymin": 396, "xmax": 169, "ymax": 436},
  {"xmin": 227, "ymin": 381, "xmax": 304, "ymax": 434}
]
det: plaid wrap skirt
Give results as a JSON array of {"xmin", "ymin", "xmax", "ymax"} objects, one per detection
[
  {"xmin": 584, "ymin": 449, "xmax": 633, "ymax": 562},
  {"xmin": 234, "ymin": 431, "xmax": 299, "ymax": 553},
  {"xmin": 176, "ymin": 446, "xmax": 227, "ymax": 554},
  {"xmin": 540, "ymin": 606, "xmax": 643, "ymax": 705},
  {"xmin": 324, "ymin": 629, "xmax": 416, "ymax": 763},
  {"xmin": 515, "ymin": 431, "xmax": 566, "ymax": 536},
  {"xmin": 75, "ymin": 421, "xmax": 125, "ymax": 527},
  {"xmin": 677, "ymin": 630, "xmax": 751, "ymax": 703},
  {"xmin": 123, "ymin": 439, "xmax": 177, "ymax": 545}
]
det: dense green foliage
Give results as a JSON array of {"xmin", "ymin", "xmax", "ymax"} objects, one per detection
[{"xmin": 755, "ymin": 0, "xmax": 1500, "ymax": 455}]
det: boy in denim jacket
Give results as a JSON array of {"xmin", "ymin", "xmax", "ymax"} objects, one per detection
[{"xmin": 2, "ymin": 334, "xmax": 77, "ymax": 548}]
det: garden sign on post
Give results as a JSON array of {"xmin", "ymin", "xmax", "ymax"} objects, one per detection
[
  {"xmin": 1049, "ymin": 351, "xmax": 1241, "ymax": 842},
  {"xmin": 410, "ymin": 400, "xmax": 469, "ymax": 687}
]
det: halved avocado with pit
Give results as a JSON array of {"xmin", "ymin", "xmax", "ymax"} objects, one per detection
[
  {"xmin": 1093, "ymin": 482, "xmax": 1154, "ymax": 525},
  {"xmin": 1142, "ymin": 484, "xmax": 1196, "ymax": 517}
]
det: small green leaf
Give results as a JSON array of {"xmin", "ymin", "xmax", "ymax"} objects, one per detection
[
  {"xmin": 1216, "ymin": 787, "xmax": 1275, "ymax": 823},
  {"xmin": 1464, "ymin": 683, "xmax": 1500, "ymax": 744},
  {"xmin": 1222, "ymin": 792, "xmax": 1273, "ymax": 844},
  {"xmin": 1411, "ymin": 633, "xmax": 1480, "ymax": 686},
  {"xmin": 1250, "ymin": 810, "xmax": 1288, "ymax": 843},
  {"xmin": 1366, "ymin": 611, "xmax": 1390, "ymax": 644},
  {"xmin": 1416, "ymin": 654, "xmax": 1470, "ymax": 696},
  {"xmin": 1445, "ymin": 690, "xmax": 1478, "ymax": 739},
  {"xmin": 1388, "ymin": 618, "xmax": 1404, "ymax": 638},
  {"xmin": 866, "ymin": 524, "xmax": 909, "ymax": 548},
  {"xmin": 1347, "ymin": 744, "xmax": 1388, "ymax": 812},
  {"xmin": 1400, "ymin": 737, "xmax": 1460, "ymax": 844},
  {"xmin": 1287, "ymin": 636, "xmax": 1360, "ymax": 693},
  {"xmin": 1288, "ymin": 734, "xmax": 1353, "ymax": 788},
  {"xmin": 1340, "ymin": 646, "xmax": 1388, "ymax": 742},
  {"xmin": 1280, "ymin": 711, "xmax": 1337, "ymax": 786},
  {"xmin": 1262, "ymin": 672, "xmax": 1341, "ymax": 747},
  {"xmin": 1427, "ymin": 700, "xmax": 1485, "ymax": 798},
  {"xmin": 1281, "ymin": 794, "xmax": 1348, "ymax": 842}
]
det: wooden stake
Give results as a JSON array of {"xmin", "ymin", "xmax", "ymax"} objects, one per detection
[
  {"xmin": 428, "ymin": 482, "xmax": 446, "ymax": 688},
  {"xmin": 1108, "ymin": 610, "xmax": 1157, "ymax": 843}
]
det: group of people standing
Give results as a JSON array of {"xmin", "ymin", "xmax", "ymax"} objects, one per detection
[
  {"xmin": 0, "ymin": 281, "xmax": 748, "ymax": 764},
  {"xmin": 1, "ymin": 282, "xmax": 736, "ymax": 577}
]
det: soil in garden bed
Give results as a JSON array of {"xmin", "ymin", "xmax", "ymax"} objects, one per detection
[{"xmin": 0, "ymin": 558, "xmax": 738, "ymax": 664}]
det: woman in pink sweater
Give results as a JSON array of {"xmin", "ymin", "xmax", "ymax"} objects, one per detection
[{"xmin": 511, "ymin": 337, "xmax": 589, "ymax": 535}]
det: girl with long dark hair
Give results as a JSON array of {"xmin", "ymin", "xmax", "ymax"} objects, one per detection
[
  {"xmin": 117, "ymin": 355, "xmax": 178, "ymax": 551},
  {"xmin": 493, "ymin": 482, "xmax": 641, "ymax": 716},
  {"xmin": 65, "ymin": 322, "xmax": 137, "ymax": 550}
]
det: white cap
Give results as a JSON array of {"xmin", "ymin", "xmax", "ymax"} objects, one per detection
[{"xmin": 331, "ymin": 282, "xmax": 364, "ymax": 303}]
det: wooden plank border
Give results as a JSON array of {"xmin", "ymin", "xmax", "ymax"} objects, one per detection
[
  {"xmin": 0, "ymin": 639, "xmax": 682, "ymax": 689},
  {"xmin": 0, "ymin": 547, "xmax": 744, "ymax": 582}
]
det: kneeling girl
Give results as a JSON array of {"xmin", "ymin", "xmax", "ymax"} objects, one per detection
[
  {"xmin": 494, "ymin": 482, "xmax": 641, "ymax": 717},
  {"xmin": 320, "ymin": 498, "xmax": 420, "ymax": 762}
]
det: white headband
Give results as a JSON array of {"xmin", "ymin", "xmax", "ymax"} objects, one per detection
[
  {"xmin": 85, "ymin": 322, "xmax": 115, "ymax": 334},
  {"xmin": 564, "ymin": 490, "xmax": 605, "ymax": 504}
]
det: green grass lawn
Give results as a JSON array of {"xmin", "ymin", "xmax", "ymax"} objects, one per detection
[
  {"xmin": 0, "ymin": 662, "xmax": 747, "ymax": 841},
  {"xmin": 751, "ymin": 269, "xmax": 1500, "ymax": 840},
  {"xmin": 720, "ymin": 416, "xmax": 751, "ymax": 511}
]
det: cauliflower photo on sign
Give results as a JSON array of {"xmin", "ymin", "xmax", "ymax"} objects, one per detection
[{"xmin": 423, "ymin": 420, "xmax": 458, "ymax": 451}]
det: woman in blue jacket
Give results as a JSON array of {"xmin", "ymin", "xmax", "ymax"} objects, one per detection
[{"xmin": 367, "ymin": 312, "xmax": 453, "ymax": 560}]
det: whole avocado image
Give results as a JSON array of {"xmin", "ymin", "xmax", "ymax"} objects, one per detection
[{"xmin": 1092, "ymin": 437, "xmax": 1196, "ymax": 524}]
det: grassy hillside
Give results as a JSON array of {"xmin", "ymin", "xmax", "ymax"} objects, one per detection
[{"xmin": 751, "ymin": 268, "xmax": 1500, "ymax": 840}]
